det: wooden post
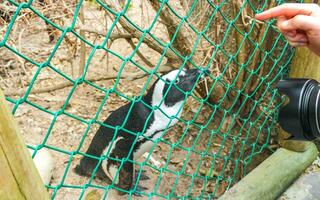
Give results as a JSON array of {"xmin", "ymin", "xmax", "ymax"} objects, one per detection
[
  {"xmin": 219, "ymin": 144, "xmax": 318, "ymax": 200},
  {"xmin": 0, "ymin": 89, "xmax": 50, "ymax": 200}
]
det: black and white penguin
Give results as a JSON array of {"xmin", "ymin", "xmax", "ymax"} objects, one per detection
[{"xmin": 75, "ymin": 68, "xmax": 207, "ymax": 194}]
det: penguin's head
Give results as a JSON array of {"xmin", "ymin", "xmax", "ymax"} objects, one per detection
[{"xmin": 151, "ymin": 68, "xmax": 208, "ymax": 107}]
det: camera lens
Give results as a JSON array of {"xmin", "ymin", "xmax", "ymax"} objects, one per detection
[{"xmin": 277, "ymin": 78, "xmax": 320, "ymax": 141}]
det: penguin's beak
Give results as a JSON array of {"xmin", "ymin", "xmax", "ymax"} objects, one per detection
[
  {"xmin": 186, "ymin": 68, "xmax": 210, "ymax": 79},
  {"xmin": 201, "ymin": 69, "xmax": 210, "ymax": 78}
]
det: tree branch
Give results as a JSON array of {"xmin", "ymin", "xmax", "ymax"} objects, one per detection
[
  {"xmin": 104, "ymin": 1, "xmax": 180, "ymax": 63},
  {"xmin": 5, "ymin": 66, "xmax": 174, "ymax": 96},
  {"xmin": 78, "ymin": 4, "xmax": 86, "ymax": 77},
  {"xmin": 149, "ymin": 0, "xmax": 194, "ymax": 62},
  {"xmin": 125, "ymin": 38, "xmax": 154, "ymax": 68},
  {"xmin": 79, "ymin": 28, "xmax": 155, "ymax": 68},
  {"xmin": 79, "ymin": 28, "xmax": 134, "ymax": 40}
]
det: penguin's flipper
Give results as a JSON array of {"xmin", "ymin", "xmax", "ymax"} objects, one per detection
[
  {"xmin": 109, "ymin": 140, "xmax": 135, "ymax": 195},
  {"xmin": 75, "ymin": 125, "xmax": 115, "ymax": 180}
]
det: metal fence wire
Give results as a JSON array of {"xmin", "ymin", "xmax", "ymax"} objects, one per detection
[{"xmin": 0, "ymin": 0, "xmax": 300, "ymax": 199}]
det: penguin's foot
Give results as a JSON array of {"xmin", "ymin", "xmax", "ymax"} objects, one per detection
[
  {"xmin": 135, "ymin": 169, "xmax": 150, "ymax": 181},
  {"xmin": 96, "ymin": 170, "xmax": 108, "ymax": 180},
  {"xmin": 95, "ymin": 169, "xmax": 112, "ymax": 184},
  {"xmin": 132, "ymin": 185, "xmax": 148, "ymax": 196}
]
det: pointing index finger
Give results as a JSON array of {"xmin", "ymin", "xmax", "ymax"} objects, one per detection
[{"xmin": 256, "ymin": 3, "xmax": 315, "ymax": 20}]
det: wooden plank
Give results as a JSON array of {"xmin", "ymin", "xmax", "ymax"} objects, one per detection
[
  {"xmin": 0, "ymin": 144, "xmax": 25, "ymax": 200},
  {"xmin": 290, "ymin": 48, "xmax": 320, "ymax": 79},
  {"xmin": 219, "ymin": 143, "xmax": 318, "ymax": 200},
  {"xmin": 0, "ymin": 89, "xmax": 50, "ymax": 200}
]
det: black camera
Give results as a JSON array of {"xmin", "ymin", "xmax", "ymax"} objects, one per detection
[{"xmin": 277, "ymin": 78, "xmax": 320, "ymax": 141}]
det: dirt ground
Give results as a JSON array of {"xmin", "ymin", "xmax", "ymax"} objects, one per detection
[{"xmin": 0, "ymin": 1, "xmax": 276, "ymax": 199}]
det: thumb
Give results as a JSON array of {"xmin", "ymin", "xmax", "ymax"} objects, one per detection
[{"xmin": 280, "ymin": 15, "xmax": 319, "ymax": 32}]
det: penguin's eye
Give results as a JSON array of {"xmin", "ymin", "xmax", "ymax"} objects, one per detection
[{"xmin": 174, "ymin": 78, "xmax": 180, "ymax": 84}]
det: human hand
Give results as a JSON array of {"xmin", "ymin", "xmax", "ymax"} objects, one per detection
[{"xmin": 256, "ymin": 3, "xmax": 320, "ymax": 56}]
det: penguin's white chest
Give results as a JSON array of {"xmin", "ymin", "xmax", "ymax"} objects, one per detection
[
  {"xmin": 134, "ymin": 102, "xmax": 183, "ymax": 159},
  {"xmin": 134, "ymin": 131, "xmax": 162, "ymax": 160}
]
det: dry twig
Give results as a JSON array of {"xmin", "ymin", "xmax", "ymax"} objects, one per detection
[
  {"xmin": 103, "ymin": 1, "xmax": 180, "ymax": 63},
  {"xmin": 79, "ymin": 3, "xmax": 86, "ymax": 77},
  {"xmin": 5, "ymin": 65, "xmax": 174, "ymax": 96}
]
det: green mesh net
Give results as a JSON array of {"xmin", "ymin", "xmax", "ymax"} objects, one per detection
[{"xmin": 0, "ymin": 0, "xmax": 299, "ymax": 199}]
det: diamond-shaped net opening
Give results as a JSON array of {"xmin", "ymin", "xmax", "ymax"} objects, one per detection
[{"xmin": 0, "ymin": 0, "xmax": 300, "ymax": 199}]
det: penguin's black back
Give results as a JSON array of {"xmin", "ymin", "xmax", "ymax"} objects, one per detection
[{"xmin": 75, "ymin": 87, "xmax": 155, "ymax": 178}]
